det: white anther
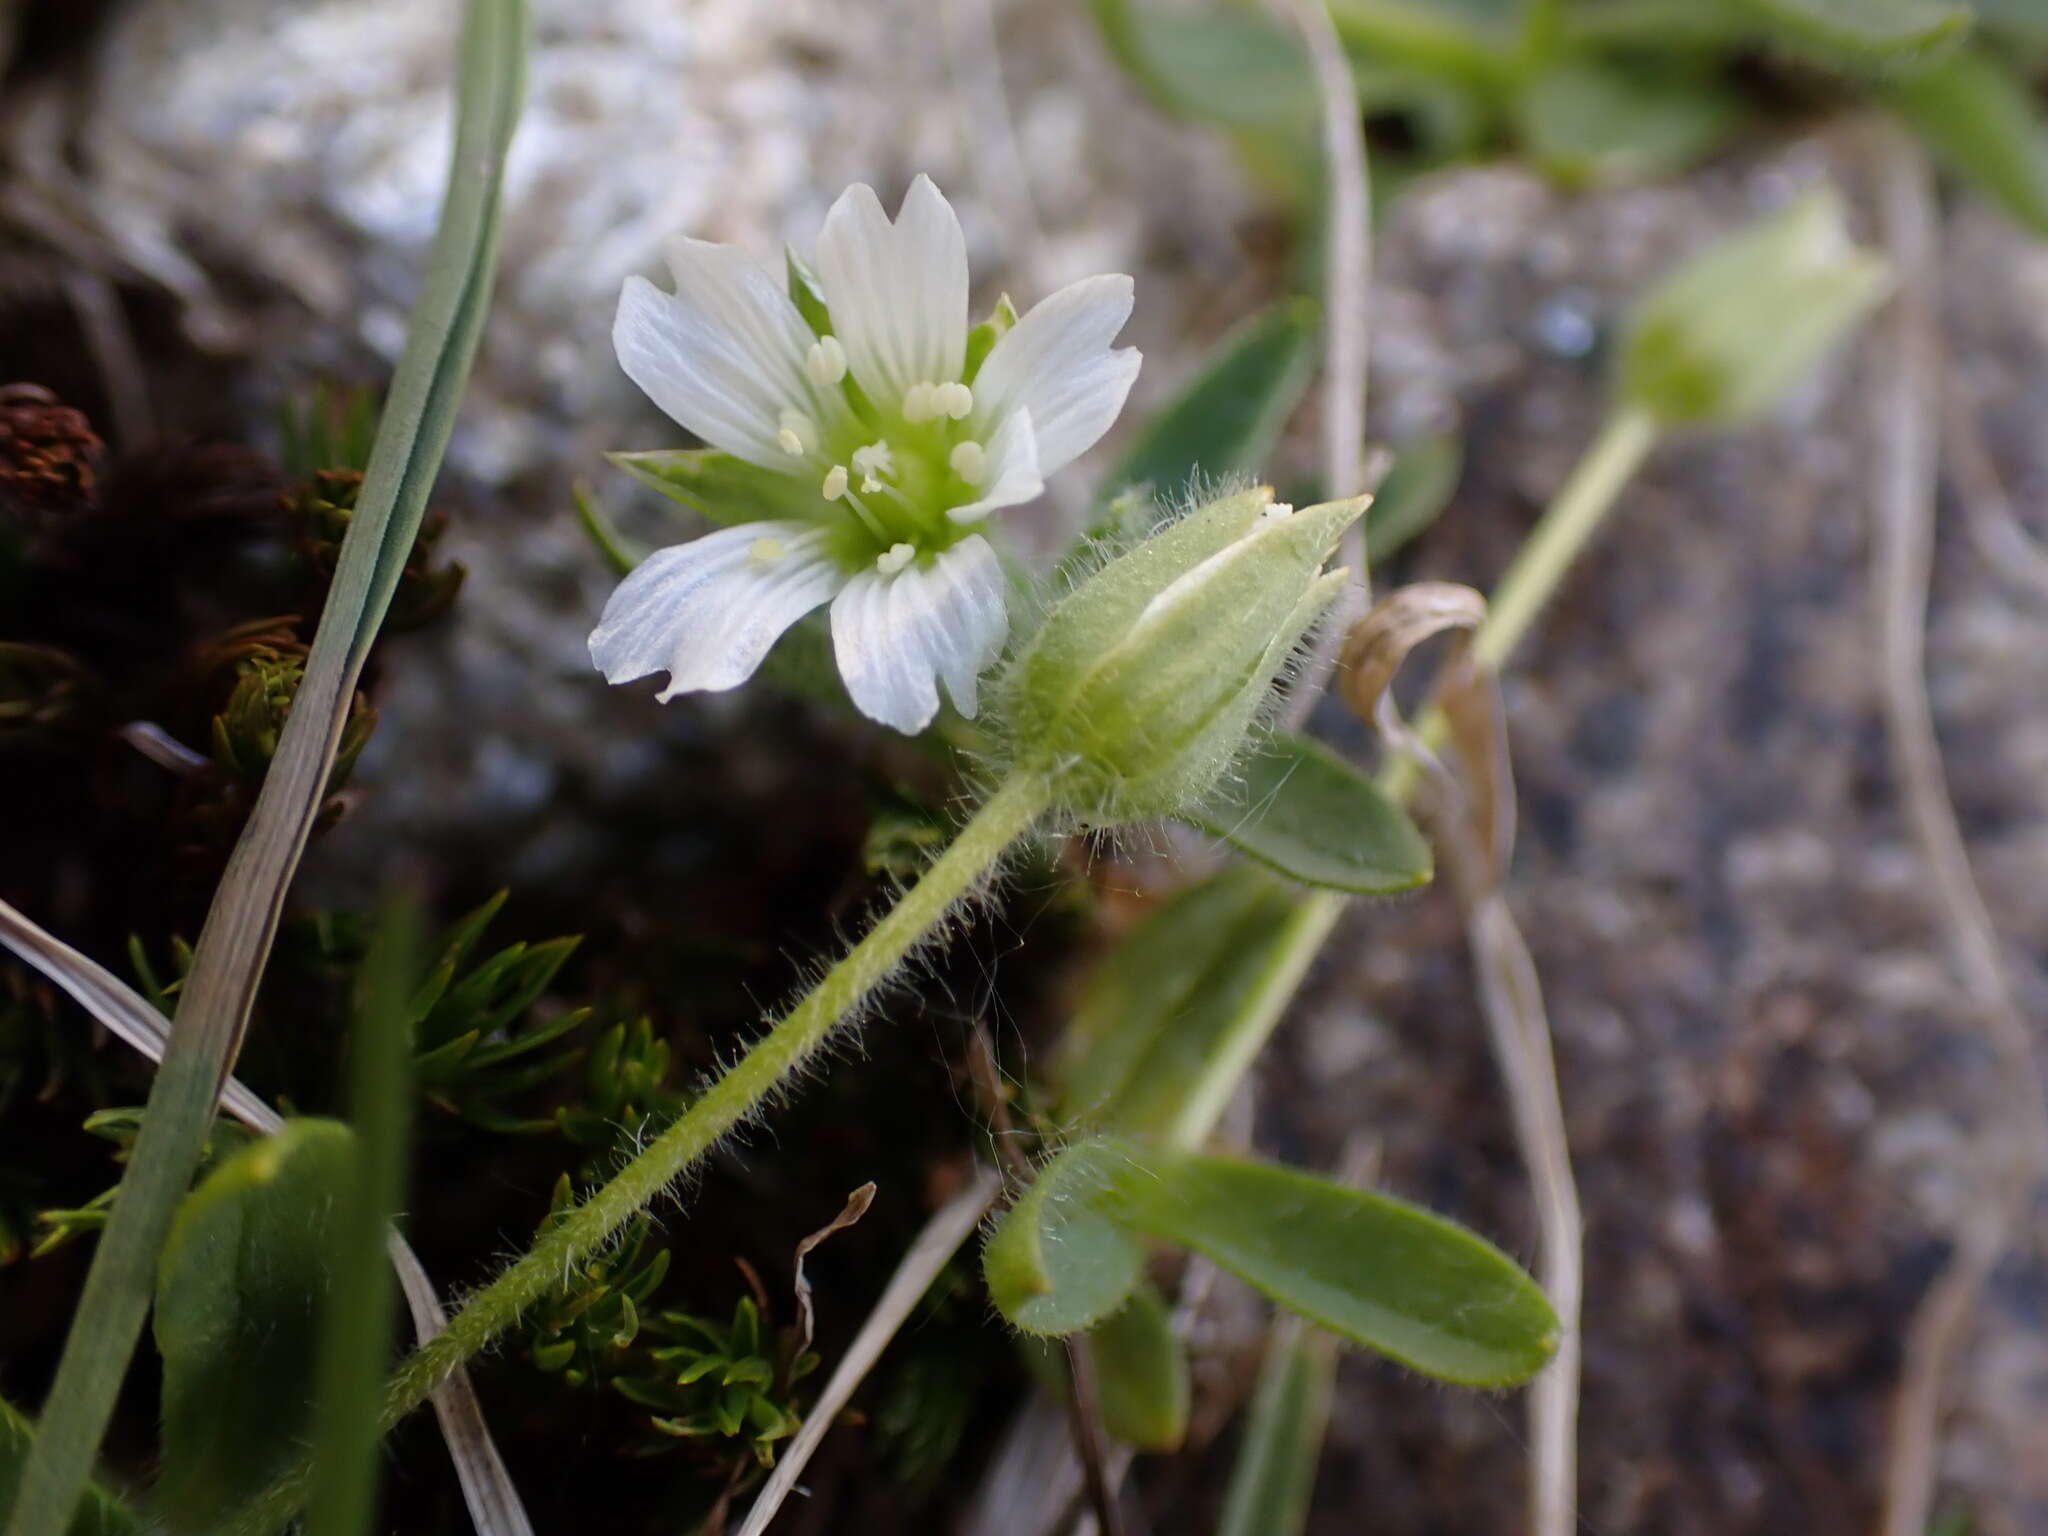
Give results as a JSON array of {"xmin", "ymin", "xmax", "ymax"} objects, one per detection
[
  {"xmin": 850, "ymin": 441, "xmax": 895, "ymax": 480},
  {"xmin": 1259, "ymin": 501, "xmax": 1295, "ymax": 521},
  {"xmin": 748, "ymin": 536, "xmax": 786, "ymax": 564},
  {"xmin": 948, "ymin": 439, "xmax": 988, "ymax": 486},
  {"xmin": 821, "ymin": 464, "xmax": 849, "ymax": 500},
  {"xmin": 901, "ymin": 382, "xmax": 936, "ymax": 423},
  {"xmin": 876, "ymin": 542, "xmax": 916, "ymax": 576},
  {"xmin": 934, "ymin": 381, "xmax": 973, "ymax": 420},
  {"xmin": 776, "ymin": 408, "xmax": 818, "ymax": 457},
  {"xmin": 805, "ymin": 335, "xmax": 847, "ymax": 386}
]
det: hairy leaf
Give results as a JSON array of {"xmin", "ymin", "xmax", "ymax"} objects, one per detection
[
  {"xmin": 1187, "ymin": 731, "xmax": 1433, "ymax": 895},
  {"xmin": 1887, "ymin": 47, "xmax": 2048, "ymax": 237},
  {"xmin": 1106, "ymin": 1151, "xmax": 1559, "ymax": 1387},
  {"xmin": 983, "ymin": 1141, "xmax": 1145, "ymax": 1337},
  {"xmin": 154, "ymin": 1121, "xmax": 358, "ymax": 1528}
]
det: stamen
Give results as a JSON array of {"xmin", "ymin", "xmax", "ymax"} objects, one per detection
[
  {"xmin": 876, "ymin": 542, "xmax": 916, "ymax": 576},
  {"xmin": 748, "ymin": 536, "xmax": 786, "ymax": 564},
  {"xmin": 821, "ymin": 464, "xmax": 849, "ymax": 500},
  {"xmin": 948, "ymin": 439, "xmax": 988, "ymax": 486},
  {"xmin": 805, "ymin": 335, "xmax": 847, "ymax": 386},
  {"xmin": 934, "ymin": 381, "xmax": 974, "ymax": 420},
  {"xmin": 901, "ymin": 382, "xmax": 936, "ymax": 423},
  {"xmin": 777, "ymin": 408, "xmax": 818, "ymax": 457},
  {"xmin": 850, "ymin": 441, "xmax": 896, "ymax": 480},
  {"xmin": 1259, "ymin": 501, "xmax": 1295, "ymax": 521},
  {"xmin": 842, "ymin": 490, "xmax": 889, "ymax": 542}
]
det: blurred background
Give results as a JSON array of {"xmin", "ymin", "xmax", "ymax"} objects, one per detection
[{"xmin": 4, "ymin": 1, "xmax": 2048, "ymax": 1532}]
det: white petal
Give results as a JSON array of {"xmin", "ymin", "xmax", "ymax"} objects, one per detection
[
  {"xmin": 589, "ymin": 523, "xmax": 841, "ymax": 699},
  {"xmin": 830, "ymin": 536, "xmax": 1009, "ymax": 732},
  {"xmin": 813, "ymin": 175, "xmax": 968, "ymax": 406},
  {"xmin": 613, "ymin": 240, "xmax": 826, "ymax": 468},
  {"xmin": 972, "ymin": 273, "xmax": 1141, "ymax": 476},
  {"xmin": 949, "ymin": 407, "xmax": 1043, "ymax": 524}
]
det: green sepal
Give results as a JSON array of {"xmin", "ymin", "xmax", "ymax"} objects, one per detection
[
  {"xmin": 608, "ymin": 448, "xmax": 823, "ymax": 527},
  {"xmin": 963, "ymin": 294, "xmax": 1019, "ymax": 385},
  {"xmin": 785, "ymin": 246, "xmax": 833, "ymax": 337},
  {"xmin": 1007, "ymin": 490, "xmax": 1363, "ymax": 823}
]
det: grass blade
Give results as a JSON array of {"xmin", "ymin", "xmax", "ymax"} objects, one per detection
[
  {"xmin": 0, "ymin": 896, "xmax": 536, "ymax": 1534},
  {"xmin": 1, "ymin": 5, "xmax": 526, "ymax": 1528},
  {"xmin": 0, "ymin": 1398, "xmax": 138, "ymax": 1536},
  {"xmin": 308, "ymin": 896, "xmax": 423, "ymax": 1536},
  {"xmin": 1217, "ymin": 1317, "xmax": 1334, "ymax": 1536}
]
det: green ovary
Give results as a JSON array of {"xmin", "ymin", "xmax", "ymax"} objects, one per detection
[{"xmin": 812, "ymin": 406, "xmax": 991, "ymax": 573}]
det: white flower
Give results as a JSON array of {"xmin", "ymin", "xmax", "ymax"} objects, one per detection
[{"xmin": 590, "ymin": 175, "xmax": 1142, "ymax": 733}]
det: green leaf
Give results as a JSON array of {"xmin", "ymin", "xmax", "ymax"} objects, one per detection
[
  {"xmin": 1089, "ymin": 0, "xmax": 1316, "ymax": 138},
  {"xmin": 1056, "ymin": 863, "xmax": 1325, "ymax": 1148},
  {"xmin": 1325, "ymin": 0, "xmax": 1514, "ymax": 86},
  {"xmin": 1099, "ymin": 300, "xmax": 1318, "ymax": 510},
  {"xmin": 306, "ymin": 898, "xmax": 422, "ymax": 1536},
  {"xmin": 0, "ymin": 1398, "xmax": 139, "ymax": 1536},
  {"xmin": 1104, "ymin": 1151, "xmax": 1559, "ymax": 1387},
  {"xmin": 1365, "ymin": 432, "xmax": 1461, "ymax": 562},
  {"xmin": 1886, "ymin": 47, "xmax": 2048, "ymax": 237},
  {"xmin": 608, "ymin": 448, "xmax": 824, "ymax": 528},
  {"xmin": 1187, "ymin": 731, "xmax": 1433, "ymax": 895},
  {"xmin": 0, "ymin": 7, "xmax": 525, "ymax": 1529},
  {"xmin": 1217, "ymin": 1317, "xmax": 1335, "ymax": 1536},
  {"xmin": 983, "ymin": 1141, "xmax": 1146, "ymax": 1337},
  {"xmin": 1723, "ymin": 0, "xmax": 1971, "ymax": 65},
  {"xmin": 1973, "ymin": 0, "xmax": 2048, "ymax": 49},
  {"xmin": 1519, "ymin": 59, "xmax": 1744, "ymax": 188},
  {"xmin": 153, "ymin": 1120, "xmax": 360, "ymax": 1528},
  {"xmin": 1015, "ymin": 1281, "xmax": 1189, "ymax": 1451},
  {"xmin": 1083, "ymin": 1285, "xmax": 1189, "ymax": 1452}
]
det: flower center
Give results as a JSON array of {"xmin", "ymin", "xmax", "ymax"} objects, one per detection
[{"xmin": 804, "ymin": 360, "xmax": 993, "ymax": 573}]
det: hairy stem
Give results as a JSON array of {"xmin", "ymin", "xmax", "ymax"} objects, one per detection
[{"xmin": 233, "ymin": 769, "xmax": 1049, "ymax": 1533}]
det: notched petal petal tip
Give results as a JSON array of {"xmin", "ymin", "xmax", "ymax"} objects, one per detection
[
  {"xmin": 829, "ymin": 536, "xmax": 1009, "ymax": 733},
  {"xmin": 974, "ymin": 272, "xmax": 1141, "ymax": 476},
  {"xmin": 814, "ymin": 174, "xmax": 970, "ymax": 406},
  {"xmin": 613, "ymin": 243, "xmax": 825, "ymax": 468},
  {"xmin": 589, "ymin": 523, "xmax": 841, "ymax": 701}
]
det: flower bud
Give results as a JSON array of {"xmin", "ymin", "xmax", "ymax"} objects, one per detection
[
  {"xmin": 1619, "ymin": 186, "xmax": 1890, "ymax": 429},
  {"xmin": 1003, "ymin": 486, "xmax": 1363, "ymax": 822}
]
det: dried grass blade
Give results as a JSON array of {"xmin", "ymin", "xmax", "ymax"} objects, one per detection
[
  {"xmin": 737, "ymin": 1168, "xmax": 1003, "ymax": 1536},
  {"xmin": 1870, "ymin": 127, "xmax": 2048, "ymax": 1536},
  {"xmin": 1341, "ymin": 585, "xmax": 1584, "ymax": 1536}
]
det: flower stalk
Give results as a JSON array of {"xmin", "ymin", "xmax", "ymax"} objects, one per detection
[
  {"xmin": 225, "ymin": 769, "xmax": 1049, "ymax": 1533},
  {"xmin": 386, "ymin": 770, "xmax": 1047, "ymax": 1414}
]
